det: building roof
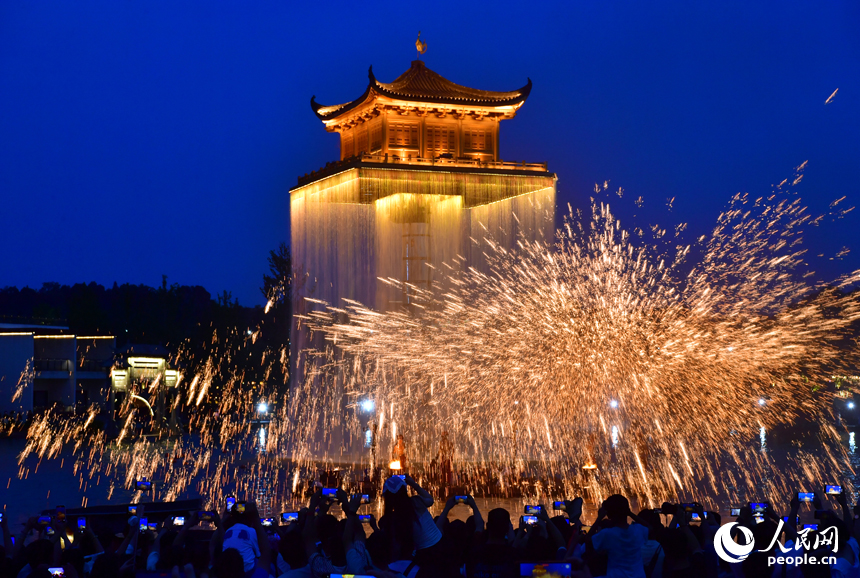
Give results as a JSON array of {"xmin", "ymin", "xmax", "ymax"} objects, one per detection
[{"xmin": 311, "ymin": 60, "xmax": 532, "ymax": 121}]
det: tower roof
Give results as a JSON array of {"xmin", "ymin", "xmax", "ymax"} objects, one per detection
[{"xmin": 311, "ymin": 60, "xmax": 531, "ymax": 121}]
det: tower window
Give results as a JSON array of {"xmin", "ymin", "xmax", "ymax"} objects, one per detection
[
  {"xmin": 389, "ymin": 123, "xmax": 419, "ymax": 147},
  {"xmin": 465, "ymin": 130, "xmax": 488, "ymax": 152},
  {"xmin": 426, "ymin": 125, "xmax": 456, "ymax": 155}
]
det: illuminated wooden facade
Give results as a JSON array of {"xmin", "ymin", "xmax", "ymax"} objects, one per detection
[{"xmin": 311, "ymin": 60, "xmax": 531, "ymax": 163}]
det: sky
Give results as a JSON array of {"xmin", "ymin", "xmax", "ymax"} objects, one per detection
[{"xmin": 1, "ymin": 0, "xmax": 858, "ymax": 306}]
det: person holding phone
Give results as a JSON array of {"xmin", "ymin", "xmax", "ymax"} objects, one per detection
[
  {"xmin": 380, "ymin": 474, "xmax": 445, "ymax": 575},
  {"xmin": 586, "ymin": 494, "xmax": 651, "ymax": 578}
]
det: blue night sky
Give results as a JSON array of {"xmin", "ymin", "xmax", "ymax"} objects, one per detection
[{"xmin": 1, "ymin": 1, "xmax": 858, "ymax": 306}]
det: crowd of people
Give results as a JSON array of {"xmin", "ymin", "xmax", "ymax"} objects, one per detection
[
  {"xmin": 0, "ymin": 411, "xmax": 30, "ymax": 437},
  {"xmin": 1, "ymin": 475, "xmax": 858, "ymax": 577}
]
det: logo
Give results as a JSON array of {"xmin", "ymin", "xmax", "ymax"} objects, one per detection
[
  {"xmin": 714, "ymin": 519, "xmax": 839, "ymax": 567},
  {"xmin": 714, "ymin": 522, "xmax": 755, "ymax": 563}
]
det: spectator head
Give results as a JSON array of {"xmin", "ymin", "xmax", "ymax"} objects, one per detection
[
  {"xmin": 214, "ymin": 547, "xmax": 245, "ymax": 578},
  {"xmin": 366, "ymin": 529, "xmax": 392, "ymax": 568},
  {"xmin": 317, "ymin": 514, "xmax": 346, "ymax": 566},
  {"xmin": 603, "ymin": 494, "xmax": 630, "ymax": 523},
  {"xmin": 90, "ymin": 552, "xmax": 121, "ymax": 578},
  {"xmin": 486, "ymin": 508, "xmax": 512, "ymax": 542},
  {"xmin": 25, "ymin": 539, "xmax": 54, "ymax": 570}
]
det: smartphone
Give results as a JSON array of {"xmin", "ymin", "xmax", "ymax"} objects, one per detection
[
  {"xmin": 520, "ymin": 563, "xmax": 572, "ymax": 577},
  {"xmin": 46, "ymin": 527, "xmax": 55, "ymax": 536},
  {"xmin": 826, "ymin": 485, "xmax": 842, "ymax": 495},
  {"xmin": 351, "ymin": 493, "xmax": 370, "ymax": 504},
  {"xmin": 524, "ymin": 505, "xmax": 542, "ymax": 515},
  {"xmin": 38, "ymin": 516, "xmax": 51, "ymax": 526},
  {"xmin": 798, "ymin": 492, "xmax": 814, "ymax": 502},
  {"xmin": 128, "ymin": 505, "xmax": 137, "ymax": 515},
  {"xmin": 749, "ymin": 502, "xmax": 769, "ymax": 513},
  {"xmin": 281, "ymin": 512, "xmax": 299, "ymax": 523},
  {"xmin": 136, "ymin": 480, "xmax": 151, "ymax": 490},
  {"xmin": 522, "ymin": 515, "xmax": 538, "ymax": 525},
  {"xmin": 804, "ymin": 524, "xmax": 819, "ymax": 530},
  {"xmin": 0, "ymin": 513, "xmax": 3, "ymax": 523},
  {"xmin": 454, "ymin": 495, "xmax": 469, "ymax": 504},
  {"xmin": 148, "ymin": 523, "xmax": 157, "ymax": 531},
  {"xmin": 48, "ymin": 569, "xmax": 65, "ymax": 577},
  {"xmin": 329, "ymin": 575, "xmax": 374, "ymax": 578},
  {"xmin": 731, "ymin": 508, "xmax": 741, "ymax": 517},
  {"xmin": 753, "ymin": 513, "xmax": 765, "ymax": 524},
  {"xmin": 226, "ymin": 496, "xmax": 236, "ymax": 511},
  {"xmin": 553, "ymin": 501, "xmax": 567, "ymax": 511},
  {"xmin": 782, "ymin": 515, "xmax": 800, "ymax": 525},
  {"xmin": 690, "ymin": 512, "xmax": 702, "ymax": 521},
  {"xmin": 173, "ymin": 516, "xmax": 185, "ymax": 526},
  {"xmin": 55, "ymin": 506, "xmax": 65, "ymax": 522},
  {"xmin": 261, "ymin": 517, "xmax": 275, "ymax": 527},
  {"xmin": 77, "ymin": 518, "xmax": 86, "ymax": 530},
  {"xmin": 234, "ymin": 502, "xmax": 246, "ymax": 514},
  {"xmin": 359, "ymin": 514, "xmax": 372, "ymax": 523},
  {"xmin": 322, "ymin": 488, "xmax": 338, "ymax": 500},
  {"xmin": 680, "ymin": 502, "xmax": 697, "ymax": 512},
  {"xmin": 139, "ymin": 517, "xmax": 148, "ymax": 531},
  {"xmin": 198, "ymin": 511, "xmax": 215, "ymax": 522}
]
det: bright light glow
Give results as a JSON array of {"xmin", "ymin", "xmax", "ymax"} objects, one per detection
[
  {"xmin": 360, "ymin": 399, "xmax": 375, "ymax": 413},
  {"xmin": 849, "ymin": 402, "xmax": 855, "ymax": 410},
  {"xmin": 609, "ymin": 399, "xmax": 619, "ymax": 408},
  {"xmin": 389, "ymin": 460, "xmax": 401, "ymax": 470},
  {"xmin": 257, "ymin": 402, "xmax": 268, "ymax": 414},
  {"xmin": 758, "ymin": 398, "xmax": 766, "ymax": 406},
  {"xmin": 611, "ymin": 425, "xmax": 620, "ymax": 447}
]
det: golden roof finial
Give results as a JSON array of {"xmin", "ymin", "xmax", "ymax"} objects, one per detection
[{"xmin": 416, "ymin": 31, "xmax": 427, "ymax": 59}]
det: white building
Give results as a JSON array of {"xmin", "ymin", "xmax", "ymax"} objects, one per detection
[{"xmin": 0, "ymin": 326, "xmax": 114, "ymax": 413}]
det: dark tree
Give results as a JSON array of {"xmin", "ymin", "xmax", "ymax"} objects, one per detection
[{"xmin": 261, "ymin": 243, "xmax": 292, "ymax": 305}]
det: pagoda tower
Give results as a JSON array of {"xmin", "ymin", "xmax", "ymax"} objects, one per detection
[{"xmin": 290, "ymin": 61, "xmax": 556, "ymax": 382}]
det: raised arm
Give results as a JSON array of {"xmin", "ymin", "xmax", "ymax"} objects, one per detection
[
  {"xmin": 1, "ymin": 513, "xmax": 13, "ymax": 558},
  {"xmin": 404, "ymin": 475, "xmax": 433, "ymax": 508},
  {"xmin": 536, "ymin": 505, "xmax": 565, "ymax": 552},
  {"xmin": 436, "ymin": 496, "xmax": 455, "ymax": 533},
  {"xmin": 467, "ymin": 496, "xmax": 485, "ymax": 534}
]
